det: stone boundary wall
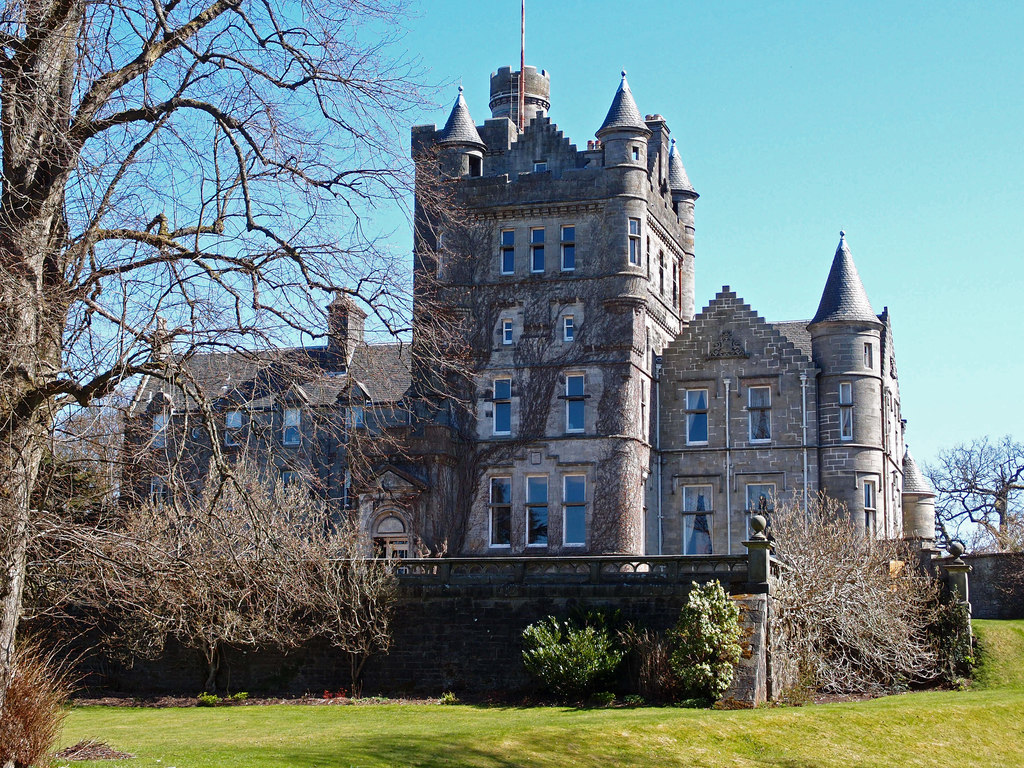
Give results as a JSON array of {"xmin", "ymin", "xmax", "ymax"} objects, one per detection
[
  {"xmin": 963, "ymin": 553, "xmax": 1024, "ymax": 620},
  {"xmin": 69, "ymin": 555, "xmax": 779, "ymax": 706}
]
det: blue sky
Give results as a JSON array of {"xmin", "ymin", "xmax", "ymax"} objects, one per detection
[{"xmin": 393, "ymin": 0, "xmax": 1024, "ymax": 470}]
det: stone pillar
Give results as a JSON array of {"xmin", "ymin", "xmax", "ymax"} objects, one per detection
[
  {"xmin": 941, "ymin": 541, "xmax": 972, "ymax": 609},
  {"xmin": 743, "ymin": 514, "xmax": 772, "ymax": 588}
]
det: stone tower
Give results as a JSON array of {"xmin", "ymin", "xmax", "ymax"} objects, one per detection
[
  {"xmin": 411, "ymin": 66, "xmax": 697, "ymax": 555},
  {"xmin": 808, "ymin": 233, "xmax": 902, "ymax": 536}
]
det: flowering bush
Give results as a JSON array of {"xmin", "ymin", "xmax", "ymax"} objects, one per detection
[{"xmin": 669, "ymin": 581, "xmax": 742, "ymax": 700}]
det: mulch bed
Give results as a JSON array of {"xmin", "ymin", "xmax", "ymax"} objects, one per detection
[
  {"xmin": 55, "ymin": 740, "xmax": 135, "ymax": 761},
  {"xmin": 71, "ymin": 694, "xmax": 443, "ymax": 707}
]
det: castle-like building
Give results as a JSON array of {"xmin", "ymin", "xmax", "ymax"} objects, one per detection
[{"xmin": 129, "ymin": 64, "xmax": 937, "ymax": 557}]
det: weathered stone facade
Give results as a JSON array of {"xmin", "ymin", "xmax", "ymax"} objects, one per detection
[{"xmin": 128, "ymin": 63, "xmax": 933, "ymax": 557}]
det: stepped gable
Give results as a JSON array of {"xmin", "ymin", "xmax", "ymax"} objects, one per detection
[
  {"xmin": 662, "ymin": 288, "xmax": 816, "ymax": 374},
  {"xmin": 668, "ymin": 138, "xmax": 695, "ymax": 193},
  {"xmin": 437, "ymin": 87, "xmax": 485, "ymax": 148},
  {"xmin": 596, "ymin": 71, "xmax": 650, "ymax": 136},
  {"xmin": 902, "ymin": 448, "xmax": 935, "ymax": 496},
  {"xmin": 505, "ymin": 114, "xmax": 582, "ymax": 171},
  {"xmin": 810, "ymin": 232, "xmax": 879, "ymax": 325}
]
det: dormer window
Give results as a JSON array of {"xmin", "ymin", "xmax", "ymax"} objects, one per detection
[
  {"xmin": 225, "ymin": 409, "xmax": 243, "ymax": 446},
  {"xmin": 283, "ymin": 407, "xmax": 301, "ymax": 446}
]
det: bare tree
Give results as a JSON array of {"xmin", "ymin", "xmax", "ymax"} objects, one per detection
[
  {"xmin": 0, "ymin": 0, "xmax": 439, "ymax": 723},
  {"xmin": 927, "ymin": 436, "xmax": 1024, "ymax": 552},
  {"xmin": 769, "ymin": 495, "xmax": 945, "ymax": 695}
]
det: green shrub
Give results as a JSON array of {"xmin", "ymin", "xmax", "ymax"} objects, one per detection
[
  {"xmin": 930, "ymin": 599, "xmax": 975, "ymax": 683},
  {"xmin": 670, "ymin": 581, "xmax": 742, "ymax": 700},
  {"xmin": 196, "ymin": 692, "xmax": 220, "ymax": 707},
  {"xmin": 230, "ymin": 691, "xmax": 249, "ymax": 702},
  {"xmin": 623, "ymin": 694, "xmax": 645, "ymax": 707},
  {"xmin": 522, "ymin": 616, "xmax": 623, "ymax": 701},
  {"xmin": 589, "ymin": 691, "xmax": 615, "ymax": 707},
  {"xmin": 438, "ymin": 691, "xmax": 459, "ymax": 705}
]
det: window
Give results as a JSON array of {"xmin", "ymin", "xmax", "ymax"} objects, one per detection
[
  {"xmin": 864, "ymin": 342, "xmax": 873, "ymax": 369},
  {"xmin": 565, "ymin": 374, "xmax": 585, "ymax": 433},
  {"xmin": 560, "ymin": 225, "xmax": 575, "ymax": 271},
  {"xmin": 839, "ymin": 382, "xmax": 853, "ymax": 441},
  {"xmin": 682, "ymin": 485, "xmax": 713, "ymax": 554},
  {"xmin": 348, "ymin": 404, "xmax": 365, "ymax": 429},
  {"xmin": 469, "ymin": 154, "xmax": 482, "ymax": 177},
  {"xmin": 685, "ymin": 389, "xmax": 708, "ymax": 444},
  {"xmin": 658, "ymin": 252, "xmax": 665, "ymax": 294},
  {"xmin": 500, "ymin": 229, "xmax": 515, "ymax": 275},
  {"xmin": 225, "ymin": 409, "xmax": 242, "ymax": 446},
  {"xmin": 283, "ymin": 407, "xmax": 301, "ymax": 445},
  {"xmin": 489, "ymin": 477, "xmax": 512, "ymax": 547},
  {"xmin": 628, "ymin": 218, "xmax": 640, "ymax": 264},
  {"xmin": 150, "ymin": 477, "xmax": 168, "ymax": 506},
  {"xmin": 746, "ymin": 483, "xmax": 776, "ymax": 535},
  {"xmin": 748, "ymin": 386, "xmax": 771, "ymax": 442},
  {"xmin": 280, "ymin": 470, "xmax": 299, "ymax": 487},
  {"xmin": 672, "ymin": 260, "xmax": 678, "ymax": 307},
  {"xmin": 502, "ymin": 319, "xmax": 514, "ymax": 345},
  {"xmin": 533, "ymin": 160, "xmax": 547, "ymax": 172},
  {"xmin": 152, "ymin": 411, "xmax": 168, "ymax": 448},
  {"xmin": 631, "ymin": 145, "xmax": 641, "ymax": 162},
  {"xmin": 530, "ymin": 227, "xmax": 545, "ymax": 272},
  {"xmin": 493, "ymin": 377, "xmax": 512, "ymax": 435},
  {"xmin": 864, "ymin": 479, "xmax": 877, "ymax": 536},
  {"xmin": 563, "ymin": 315, "xmax": 575, "ymax": 342},
  {"xmin": 526, "ymin": 476, "xmax": 548, "ymax": 546},
  {"xmin": 563, "ymin": 475, "xmax": 586, "ymax": 546}
]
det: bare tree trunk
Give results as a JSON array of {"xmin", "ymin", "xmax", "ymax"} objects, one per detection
[{"xmin": 202, "ymin": 641, "xmax": 220, "ymax": 694}]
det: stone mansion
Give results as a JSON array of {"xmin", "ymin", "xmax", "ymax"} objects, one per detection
[{"xmin": 129, "ymin": 63, "xmax": 937, "ymax": 558}]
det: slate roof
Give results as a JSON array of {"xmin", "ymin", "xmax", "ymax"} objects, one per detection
[
  {"xmin": 772, "ymin": 321, "xmax": 813, "ymax": 358},
  {"xmin": 437, "ymin": 87, "xmax": 485, "ymax": 148},
  {"xmin": 596, "ymin": 71, "xmax": 650, "ymax": 136},
  {"xmin": 668, "ymin": 139, "xmax": 695, "ymax": 193},
  {"xmin": 902, "ymin": 449, "xmax": 935, "ymax": 496},
  {"xmin": 809, "ymin": 232, "xmax": 880, "ymax": 325},
  {"xmin": 135, "ymin": 343, "xmax": 412, "ymax": 414}
]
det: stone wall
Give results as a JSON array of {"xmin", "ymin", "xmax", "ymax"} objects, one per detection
[
  {"xmin": 963, "ymin": 553, "xmax": 1024, "ymax": 620},
  {"xmin": 69, "ymin": 556, "xmax": 777, "ymax": 706}
]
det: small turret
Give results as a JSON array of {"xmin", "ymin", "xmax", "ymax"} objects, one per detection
[
  {"xmin": 596, "ymin": 71, "xmax": 650, "ymax": 169},
  {"xmin": 437, "ymin": 87, "xmax": 486, "ymax": 177},
  {"xmin": 902, "ymin": 447, "xmax": 937, "ymax": 543},
  {"xmin": 489, "ymin": 65, "xmax": 551, "ymax": 126},
  {"xmin": 809, "ymin": 231, "xmax": 881, "ymax": 327},
  {"xmin": 668, "ymin": 138, "xmax": 698, "ymax": 237}
]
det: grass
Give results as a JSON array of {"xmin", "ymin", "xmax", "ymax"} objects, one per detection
[{"xmin": 58, "ymin": 620, "xmax": 1024, "ymax": 768}]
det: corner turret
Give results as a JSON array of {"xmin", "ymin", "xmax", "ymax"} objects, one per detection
[
  {"xmin": 901, "ymin": 447, "xmax": 937, "ymax": 543},
  {"xmin": 596, "ymin": 71, "xmax": 651, "ymax": 169},
  {"xmin": 436, "ymin": 87, "xmax": 486, "ymax": 177}
]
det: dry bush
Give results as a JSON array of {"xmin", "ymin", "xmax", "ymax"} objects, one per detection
[
  {"xmin": 770, "ymin": 495, "xmax": 943, "ymax": 695},
  {"xmin": 617, "ymin": 625, "xmax": 678, "ymax": 701},
  {"xmin": 0, "ymin": 644, "xmax": 71, "ymax": 768}
]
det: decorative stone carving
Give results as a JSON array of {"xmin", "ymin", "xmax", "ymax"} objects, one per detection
[{"xmin": 706, "ymin": 330, "xmax": 749, "ymax": 360}]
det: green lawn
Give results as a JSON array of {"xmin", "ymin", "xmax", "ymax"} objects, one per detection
[{"xmin": 59, "ymin": 620, "xmax": 1024, "ymax": 768}]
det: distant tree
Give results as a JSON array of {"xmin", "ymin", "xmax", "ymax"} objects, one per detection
[{"xmin": 927, "ymin": 436, "xmax": 1024, "ymax": 552}]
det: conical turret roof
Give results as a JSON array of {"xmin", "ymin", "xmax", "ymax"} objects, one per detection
[
  {"xmin": 902, "ymin": 448, "xmax": 936, "ymax": 496},
  {"xmin": 810, "ymin": 232, "xmax": 879, "ymax": 325},
  {"xmin": 668, "ymin": 138, "xmax": 695, "ymax": 193},
  {"xmin": 596, "ymin": 71, "xmax": 650, "ymax": 137},
  {"xmin": 438, "ymin": 87, "xmax": 485, "ymax": 148}
]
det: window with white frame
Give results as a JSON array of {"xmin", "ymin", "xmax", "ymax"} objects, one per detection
[
  {"xmin": 565, "ymin": 374, "xmax": 585, "ymax": 433},
  {"xmin": 839, "ymin": 382, "xmax": 854, "ymax": 441},
  {"xmin": 530, "ymin": 227, "xmax": 545, "ymax": 272},
  {"xmin": 489, "ymin": 477, "xmax": 512, "ymax": 547},
  {"xmin": 493, "ymin": 377, "xmax": 512, "ymax": 435},
  {"xmin": 563, "ymin": 475, "xmax": 586, "ymax": 546},
  {"xmin": 526, "ymin": 476, "xmax": 548, "ymax": 546},
  {"xmin": 533, "ymin": 160, "xmax": 547, "ymax": 172},
  {"xmin": 280, "ymin": 469, "xmax": 299, "ymax": 487},
  {"xmin": 500, "ymin": 229, "xmax": 515, "ymax": 275},
  {"xmin": 864, "ymin": 478, "xmax": 877, "ymax": 536},
  {"xmin": 152, "ymin": 411, "xmax": 168, "ymax": 449},
  {"xmin": 150, "ymin": 476, "xmax": 168, "ymax": 506},
  {"xmin": 745, "ymin": 483, "xmax": 776, "ymax": 535},
  {"xmin": 682, "ymin": 485, "xmax": 713, "ymax": 554},
  {"xmin": 502, "ymin": 319, "xmax": 514, "ymax": 345},
  {"xmin": 560, "ymin": 226, "xmax": 575, "ymax": 271},
  {"xmin": 864, "ymin": 342, "xmax": 873, "ymax": 369},
  {"xmin": 224, "ymin": 409, "xmax": 243, "ymax": 446},
  {"xmin": 628, "ymin": 218, "xmax": 640, "ymax": 264},
  {"xmin": 283, "ymin": 407, "xmax": 301, "ymax": 445},
  {"xmin": 748, "ymin": 386, "xmax": 771, "ymax": 442},
  {"xmin": 685, "ymin": 389, "xmax": 709, "ymax": 444},
  {"xmin": 347, "ymin": 404, "xmax": 365, "ymax": 429},
  {"xmin": 563, "ymin": 315, "xmax": 575, "ymax": 342}
]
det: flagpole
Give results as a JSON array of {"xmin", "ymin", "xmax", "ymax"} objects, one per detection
[{"xmin": 519, "ymin": 0, "xmax": 525, "ymax": 132}]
